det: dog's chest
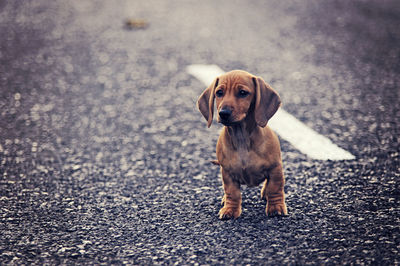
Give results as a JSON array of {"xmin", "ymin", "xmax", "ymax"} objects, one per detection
[{"xmin": 221, "ymin": 149, "xmax": 267, "ymax": 187}]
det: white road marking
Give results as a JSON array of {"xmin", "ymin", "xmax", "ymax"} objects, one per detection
[{"xmin": 187, "ymin": 64, "xmax": 356, "ymax": 160}]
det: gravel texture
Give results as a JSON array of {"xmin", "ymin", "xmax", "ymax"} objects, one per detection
[{"xmin": 1, "ymin": 0, "xmax": 399, "ymax": 264}]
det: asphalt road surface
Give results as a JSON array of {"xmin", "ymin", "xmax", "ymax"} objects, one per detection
[{"xmin": 1, "ymin": 0, "xmax": 399, "ymax": 264}]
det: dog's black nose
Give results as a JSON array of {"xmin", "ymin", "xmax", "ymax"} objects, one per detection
[{"xmin": 219, "ymin": 108, "xmax": 232, "ymax": 121}]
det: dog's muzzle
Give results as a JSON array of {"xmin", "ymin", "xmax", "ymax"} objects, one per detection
[{"xmin": 218, "ymin": 108, "xmax": 233, "ymax": 125}]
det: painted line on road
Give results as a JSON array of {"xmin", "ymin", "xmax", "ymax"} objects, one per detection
[{"xmin": 187, "ymin": 64, "xmax": 355, "ymax": 160}]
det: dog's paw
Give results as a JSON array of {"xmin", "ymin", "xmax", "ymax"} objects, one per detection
[
  {"xmin": 219, "ymin": 206, "xmax": 241, "ymax": 220},
  {"xmin": 266, "ymin": 202, "xmax": 288, "ymax": 217}
]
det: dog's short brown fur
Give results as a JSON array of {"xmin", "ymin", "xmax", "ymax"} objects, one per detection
[{"xmin": 197, "ymin": 70, "xmax": 287, "ymax": 219}]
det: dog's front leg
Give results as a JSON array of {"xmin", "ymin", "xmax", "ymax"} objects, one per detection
[
  {"xmin": 219, "ymin": 168, "xmax": 242, "ymax": 220},
  {"xmin": 261, "ymin": 164, "xmax": 288, "ymax": 216}
]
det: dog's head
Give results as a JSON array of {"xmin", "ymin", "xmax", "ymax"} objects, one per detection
[{"xmin": 197, "ymin": 70, "xmax": 281, "ymax": 128}]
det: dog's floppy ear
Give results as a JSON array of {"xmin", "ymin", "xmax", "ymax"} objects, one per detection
[
  {"xmin": 252, "ymin": 76, "xmax": 281, "ymax": 127},
  {"xmin": 197, "ymin": 77, "xmax": 219, "ymax": 128}
]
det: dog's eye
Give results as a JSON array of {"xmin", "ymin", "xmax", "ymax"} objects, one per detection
[
  {"xmin": 216, "ymin": 89, "xmax": 224, "ymax": 97},
  {"xmin": 238, "ymin": 90, "xmax": 249, "ymax": 98}
]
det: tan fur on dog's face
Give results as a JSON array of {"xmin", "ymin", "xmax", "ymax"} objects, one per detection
[
  {"xmin": 214, "ymin": 71, "xmax": 255, "ymax": 126},
  {"xmin": 197, "ymin": 70, "xmax": 281, "ymax": 128}
]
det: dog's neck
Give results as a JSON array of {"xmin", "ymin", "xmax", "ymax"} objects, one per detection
[{"xmin": 225, "ymin": 114, "xmax": 258, "ymax": 152}]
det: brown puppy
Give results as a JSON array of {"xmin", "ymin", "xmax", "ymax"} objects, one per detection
[{"xmin": 197, "ymin": 70, "xmax": 287, "ymax": 219}]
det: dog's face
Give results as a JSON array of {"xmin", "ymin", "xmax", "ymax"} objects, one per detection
[
  {"xmin": 197, "ymin": 70, "xmax": 281, "ymax": 128},
  {"xmin": 214, "ymin": 71, "xmax": 255, "ymax": 126}
]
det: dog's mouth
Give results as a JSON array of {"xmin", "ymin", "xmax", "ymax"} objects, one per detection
[
  {"xmin": 219, "ymin": 120, "xmax": 231, "ymax": 126},
  {"xmin": 218, "ymin": 118, "xmax": 241, "ymax": 126}
]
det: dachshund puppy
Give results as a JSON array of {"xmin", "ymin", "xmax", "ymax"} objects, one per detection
[{"xmin": 197, "ymin": 70, "xmax": 287, "ymax": 219}]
